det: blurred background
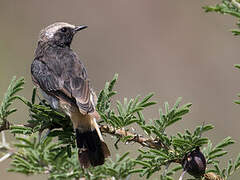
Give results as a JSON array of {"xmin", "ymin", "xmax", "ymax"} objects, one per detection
[{"xmin": 0, "ymin": 0, "xmax": 240, "ymax": 179}]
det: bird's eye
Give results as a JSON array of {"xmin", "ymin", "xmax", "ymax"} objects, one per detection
[{"xmin": 61, "ymin": 27, "xmax": 67, "ymax": 33}]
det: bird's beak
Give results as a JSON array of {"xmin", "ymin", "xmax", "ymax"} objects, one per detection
[{"xmin": 74, "ymin": 25, "xmax": 88, "ymax": 33}]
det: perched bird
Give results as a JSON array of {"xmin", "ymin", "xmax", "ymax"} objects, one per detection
[{"xmin": 31, "ymin": 22, "xmax": 110, "ymax": 168}]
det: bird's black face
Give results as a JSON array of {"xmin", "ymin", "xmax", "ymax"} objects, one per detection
[
  {"xmin": 39, "ymin": 23, "xmax": 88, "ymax": 48},
  {"xmin": 53, "ymin": 27, "xmax": 75, "ymax": 47}
]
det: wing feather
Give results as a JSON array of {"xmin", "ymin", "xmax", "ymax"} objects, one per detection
[{"xmin": 31, "ymin": 50, "xmax": 94, "ymax": 114}]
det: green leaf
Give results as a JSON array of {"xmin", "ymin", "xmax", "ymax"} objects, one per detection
[
  {"xmin": 108, "ymin": 73, "xmax": 118, "ymax": 91},
  {"xmin": 31, "ymin": 87, "xmax": 37, "ymax": 104},
  {"xmin": 215, "ymin": 137, "xmax": 235, "ymax": 149},
  {"xmin": 209, "ymin": 151, "xmax": 228, "ymax": 160},
  {"xmin": 235, "ymin": 64, "xmax": 240, "ymax": 70},
  {"xmin": 227, "ymin": 160, "xmax": 233, "ymax": 177},
  {"xmin": 140, "ymin": 93, "xmax": 154, "ymax": 105},
  {"xmin": 0, "ymin": 77, "xmax": 25, "ymax": 121},
  {"xmin": 135, "ymin": 160, "xmax": 151, "ymax": 168},
  {"xmin": 234, "ymin": 153, "xmax": 240, "ymax": 170},
  {"xmin": 117, "ymin": 152, "xmax": 130, "ymax": 162}
]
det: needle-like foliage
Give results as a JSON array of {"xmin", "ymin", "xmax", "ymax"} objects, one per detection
[
  {"xmin": 203, "ymin": 0, "xmax": 240, "ymax": 35},
  {"xmin": 0, "ymin": 77, "xmax": 24, "ymax": 130},
  {"xmin": 0, "ymin": 75, "xmax": 239, "ymax": 180}
]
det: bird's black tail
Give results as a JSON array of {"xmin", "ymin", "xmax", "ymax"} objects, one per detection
[{"xmin": 76, "ymin": 129, "xmax": 110, "ymax": 168}]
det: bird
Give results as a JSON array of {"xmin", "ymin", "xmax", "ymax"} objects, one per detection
[{"xmin": 31, "ymin": 22, "xmax": 110, "ymax": 168}]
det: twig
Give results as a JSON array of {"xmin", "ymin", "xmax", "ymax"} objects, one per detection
[
  {"xmin": 0, "ymin": 131, "xmax": 10, "ymax": 150},
  {"xmin": 231, "ymin": 0, "xmax": 240, "ymax": 9},
  {"xmin": 100, "ymin": 125, "xmax": 166, "ymax": 149},
  {"xmin": 204, "ymin": 172, "xmax": 224, "ymax": 180},
  {"xmin": 179, "ymin": 170, "xmax": 186, "ymax": 180},
  {"xmin": 0, "ymin": 152, "xmax": 13, "ymax": 162},
  {"xmin": 0, "ymin": 122, "xmax": 31, "ymax": 133},
  {"xmin": 0, "ymin": 119, "xmax": 10, "ymax": 132},
  {"xmin": 2, "ymin": 131, "xmax": 6, "ymax": 146},
  {"xmin": 0, "ymin": 131, "xmax": 14, "ymax": 162}
]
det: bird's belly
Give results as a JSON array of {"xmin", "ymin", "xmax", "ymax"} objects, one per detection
[
  {"xmin": 70, "ymin": 112, "xmax": 93, "ymax": 131},
  {"xmin": 58, "ymin": 99, "xmax": 92, "ymax": 131},
  {"xmin": 40, "ymin": 89, "xmax": 92, "ymax": 132}
]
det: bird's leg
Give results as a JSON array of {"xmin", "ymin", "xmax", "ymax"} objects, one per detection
[
  {"xmin": 179, "ymin": 170, "xmax": 186, "ymax": 180},
  {"xmin": 40, "ymin": 129, "xmax": 51, "ymax": 143},
  {"xmin": 163, "ymin": 162, "xmax": 170, "ymax": 177}
]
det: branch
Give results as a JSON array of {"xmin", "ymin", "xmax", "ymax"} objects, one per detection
[
  {"xmin": 0, "ymin": 122, "xmax": 226, "ymax": 179},
  {"xmin": 100, "ymin": 125, "xmax": 166, "ymax": 149},
  {"xmin": 100, "ymin": 125, "xmax": 225, "ymax": 180},
  {"xmin": 0, "ymin": 120, "xmax": 10, "ymax": 132},
  {"xmin": 204, "ymin": 172, "xmax": 224, "ymax": 180},
  {"xmin": 1, "ymin": 122, "xmax": 167, "ymax": 149},
  {"xmin": 1, "ymin": 121, "xmax": 167, "ymax": 150}
]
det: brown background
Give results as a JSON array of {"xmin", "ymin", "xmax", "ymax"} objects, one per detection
[{"xmin": 0, "ymin": 0, "xmax": 240, "ymax": 179}]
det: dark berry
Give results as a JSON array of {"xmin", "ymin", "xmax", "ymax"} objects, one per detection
[{"xmin": 182, "ymin": 147, "xmax": 206, "ymax": 177}]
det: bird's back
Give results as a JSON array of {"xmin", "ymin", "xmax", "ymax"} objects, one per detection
[{"xmin": 31, "ymin": 42, "xmax": 93, "ymax": 114}]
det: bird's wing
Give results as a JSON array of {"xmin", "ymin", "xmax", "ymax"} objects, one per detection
[{"xmin": 31, "ymin": 52, "xmax": 94, "ymax": 114}]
